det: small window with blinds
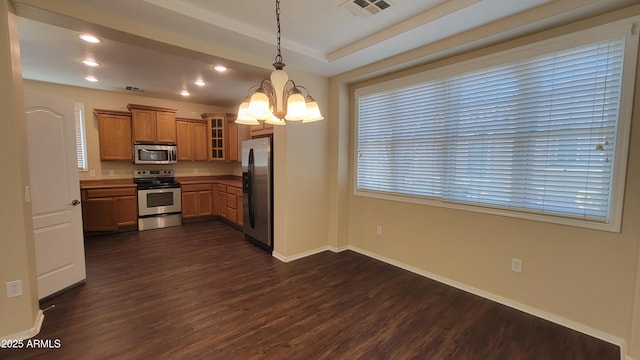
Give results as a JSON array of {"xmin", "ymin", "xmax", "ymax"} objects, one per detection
[
  {"xmin": 355, "ymin": 20, "xmax": 638, "ymax": 232},
  {"xmin": 74, "ymin": 102, "xmax": 88, "ymax": 171}
]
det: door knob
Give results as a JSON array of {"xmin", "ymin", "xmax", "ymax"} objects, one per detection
[{"xmin": 71, "ymin": 199, "xmax": 81, "ymax": 206}]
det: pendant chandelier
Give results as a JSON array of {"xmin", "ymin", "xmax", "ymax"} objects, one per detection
[{"xmin": 235, "ymin": 0, "xmax": 324, "ymax": 125}]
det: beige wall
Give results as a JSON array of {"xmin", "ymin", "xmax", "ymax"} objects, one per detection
[
  {"xmin": 332, "ymin": 4, "xmax": 640, "ymax": 358},
  {"xmin": 23, "ymin": 80, "xmax": 240, "ymax": 180},
  {"xmin": 272, "ymin": 67, "xmax": 331, "ymax": 259},
  {"xmin": 0, "ymin": 0, "xmax": 39, "ymax": 340}
]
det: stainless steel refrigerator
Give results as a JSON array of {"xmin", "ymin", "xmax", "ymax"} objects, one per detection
[{"xmin": 242, "ymin": 138, "xmax": 273, "ymax": 251}]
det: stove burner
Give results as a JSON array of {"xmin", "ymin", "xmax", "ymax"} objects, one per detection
[{"xmin": 133, "ymin": 168, "xmax": 179, "ymax": 189}]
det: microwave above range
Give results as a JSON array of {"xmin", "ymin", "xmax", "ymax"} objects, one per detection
[{"xmin": 134, "ymin": 143, "xmax": 177, "ymax": 164}]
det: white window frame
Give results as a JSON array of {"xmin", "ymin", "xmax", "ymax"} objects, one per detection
[{"xmin": 353, "ymin": 18, "xmax": 639, "ymax": 232}]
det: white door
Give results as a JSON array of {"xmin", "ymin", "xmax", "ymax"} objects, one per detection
[{"xmin": 24, "ymin": 91, "xmax": 86, "ymax": 299}]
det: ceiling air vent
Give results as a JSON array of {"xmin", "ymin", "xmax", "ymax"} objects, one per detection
[
  {"xmin": 125, "ymin": 86, "xmax": 146, "ymax": 93},
  {"xmin": 340, "ymin": 0, "xmax": 394, "ymax": 17}
]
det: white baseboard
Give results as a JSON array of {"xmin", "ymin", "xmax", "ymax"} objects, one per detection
[
  {"xmin": 329, "ymin": 245, "xmax": 349, "ymax": 253},
  {"xmin": 272, "ymin": 246, "xmax": 331, "ymax": 263},
  {"xmin": 0, "ymin": 310, "xmax": 44, "ymax": 341},
  {"xmin": 270, "ymin": 244, "xmax": 630, "ymax": 360}
]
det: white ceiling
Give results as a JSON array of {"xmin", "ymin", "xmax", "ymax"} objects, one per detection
[{"xmin": 13, "ymin": 0, "xmax": 638, "ymax": 108}]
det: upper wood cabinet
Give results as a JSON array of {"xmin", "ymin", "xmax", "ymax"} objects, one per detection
[
  {"xmin": 228, "ymin": 121, "xmax": 250, "ymax": 163},
  {"xmin": 249, "ymin": 121, "xmax": 273, "ymax": 139},
  {"xmin": 176, "ymin": 118, "xmax": 209, "ymax": 161},
  {"xmin": 128, "ymin": 104, "xmax": 177, "ymax": 144},
  {"xmin": 201, "ymin": 112, "xmax": 249, "ymax": 162},
  {"xmin": 202, "ymin": 113, "xmax": 228, "ymax": 161},
  {"xmin": 94, "ymin": 109, "xmax": 132, "ymax": 161}
]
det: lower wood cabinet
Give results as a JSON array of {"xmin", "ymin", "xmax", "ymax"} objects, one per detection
[
  {"xmin": 176, "ymin": 180, "xmax": 244, "ymax": 226},
  {"xmin": 181, "ymin": 183, "xmax": 213, "ymax": 219},
  {"xmin": 226, "ymin": 186, "xmax": 243, "ymax": 226},
  {"xmin": 213, "ymin": 183, "xmax": 243, "ymax": 226},
  {"xmin": 81, "ymin": 186, "xmax": 137, "ymax": 232},
  {"xmin": 216, "ymin": 184, "xmax": 228, "ymax": 219}
]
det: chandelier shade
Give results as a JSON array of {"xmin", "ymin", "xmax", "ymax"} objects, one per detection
[
  {"xmin": 236, "ymin": 100, "xmax": 260, "ymax": 125},
  {"xmin": 236, "ymin": 0, "xmax": 323, "ymax": 125},
  {"xmin": 303, "ymin": 97, "xmax": 324, "ymax": 123}
]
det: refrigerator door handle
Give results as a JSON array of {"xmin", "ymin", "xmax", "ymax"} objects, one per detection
[{"xmin": 248, "ymin": 148, "xmax": 255, "ymax": 228}]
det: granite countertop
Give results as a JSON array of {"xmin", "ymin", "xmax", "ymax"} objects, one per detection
[
  {"xmin": 79, "ymin": 179, "xmax": 136, "ymax": 189},
  {"xmin": 177, "ymin": 175, "xmax": 242, "ymax": 188},
  {"xmin": 80, "ymin": 175, "xmax": 242, "ymax": 189}
]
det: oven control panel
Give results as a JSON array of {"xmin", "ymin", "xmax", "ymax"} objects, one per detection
[{"xmin": 133, "ymin": 169, "xmax": 174, "ymax": 179}]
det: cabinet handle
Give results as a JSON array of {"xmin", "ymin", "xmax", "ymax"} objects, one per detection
[{"xmin": 71, "ymin": 199, "xmax": 81, "ymax": 206}]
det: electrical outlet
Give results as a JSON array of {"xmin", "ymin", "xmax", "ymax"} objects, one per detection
[
  {"xmin": 6, "ymin": 280, "xmax": 23, "ymax": 298},
  {"xmin": 194, "ymin": 168, "xmax": 199, "ymax": 174},
  {"xmin": 109, "ymin": 169, "xmax": 115, "ymax": 176},
  {"xmin": 376, "ymin": 225, "xmax": 383, "ymax": 235},
  {"xmin": 511, "ymin": 258, "xmax": 523, "ymax": 273},
  {"xmin": 89, "ymin": 170, "xmax": 96, "ymax": 177}
]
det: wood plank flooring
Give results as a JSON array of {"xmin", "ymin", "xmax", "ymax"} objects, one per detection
[{"xmin": 2, "ymin": 221, "xmax": 618, "ymax": 359}]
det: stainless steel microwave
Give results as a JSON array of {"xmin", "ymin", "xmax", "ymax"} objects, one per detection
[{"xmin": 134, "ymin": 143, "xmax": 177, "ymax": 164}]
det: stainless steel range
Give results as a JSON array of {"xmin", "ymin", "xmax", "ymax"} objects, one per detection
[{"xmin": 134, "ymin": 169, "xmax": 182, "ymax": 231}]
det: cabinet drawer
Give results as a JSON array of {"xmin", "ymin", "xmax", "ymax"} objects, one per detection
[
  {"xmin": 227, "ymin": 193, "xmax": 237, "ymax": 209},
  {"xmin": 216, "ymin": 184, "xmax": 227, "ymax": 192},
  {"xmin": 85, "ymin": 187, "xmax": 136, "ymax": 199},
  {"xmin": 181, "ymin": 183, "xmax": 212, "ymax": 192},
  {"xmin": 227, "ymin": 208, "xmax": 238, "ymax": 224},
  {"xmin": 228, "ymin": 186, "xmax": 242, "ymax": 196}
]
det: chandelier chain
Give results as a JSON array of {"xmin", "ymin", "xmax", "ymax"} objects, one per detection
[{"xmin": 275, "ymin": 0, "xmax": 282, "ymax": 64}]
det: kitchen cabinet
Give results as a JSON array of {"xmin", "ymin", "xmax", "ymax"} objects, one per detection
[
  {"xmin": 181, "ymin": 183, "xmax": 213, "ymax": 219},
  {"xmin": 94, "ymin": 109, "xmax": 132, "ymax": 161},
  {"xmin": 81, "ymin": 186, "xmax": 137, "ymax": 232},
  {"xmin": 179, "ymin": 177, "xmax": 243, "ymax": 227},
  {"xmin": 176, "ymin": 118, "xmax": 209, "ymax": 161},
  {"xmin": 216, "ymin": 184, "xmax": 228, "ymax": 219},
  {"xmin": 215, "ymin": 184, "xmax": 243, "ymax": 226},
  {"xmin": 249, "ymin": 121, "xmax": 273, "ymax": 139},
  {"xmin": 228, "ymin": 121, "xmax": 250, "ymax": 162},
  {"xmin": 128, "ymin": 104, "xmax": 177, "ymax": 144},
  {"xmin": 201, "ymin": 113, "xmax": 248, "ymax": 162},
  {"xmin": 226, "ymin": 185, "xmax": 243, "ymax": 226}
]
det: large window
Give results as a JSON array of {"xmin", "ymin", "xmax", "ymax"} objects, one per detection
[{"xmin": 355, "ymin": 20, "xmax": 638, "ymax": 231}]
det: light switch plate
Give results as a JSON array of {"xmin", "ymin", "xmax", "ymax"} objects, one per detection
[
  {"xmin": 6, "ymin": 280, "xmax": 23, "ymax": 298},
  {"xmin": 511, "ymin": 258, "xmax": 523, "ymax": 273}
]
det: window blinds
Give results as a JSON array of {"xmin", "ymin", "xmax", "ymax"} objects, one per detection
[
  {"xmin": 357, "ymin": 37, "xmax": 626, "ymax": 223},
  {"xmin": 74, "ymin": 102, "xmax": 88, "ymax": 170}
]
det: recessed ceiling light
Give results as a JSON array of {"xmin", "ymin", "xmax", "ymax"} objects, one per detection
[
  {"xmin": 194, "ymin": 79, "xmax": 205, "ymax": 87},
  {"xmin": 79, "ymin": 34, "xmax": 101, "ymax": 44},
  {"xmin": 82, "ymin": 59, "xmax": 100, "ymax": 67},
  {"xmin": 85, "ymin": 75, "xmax": 98, "ymax": 82},
  {"xmin": 180, "ymin": 89, "xmax": 190, "ymax": 96},
  {"xmin": 213, "ymin": 65, "xmax": 228, "ymax": 72}
]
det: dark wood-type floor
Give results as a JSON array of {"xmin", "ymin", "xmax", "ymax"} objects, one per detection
[{"xmin": 2, "ymin": 221, "xmax": 618, "ymax": 360}]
